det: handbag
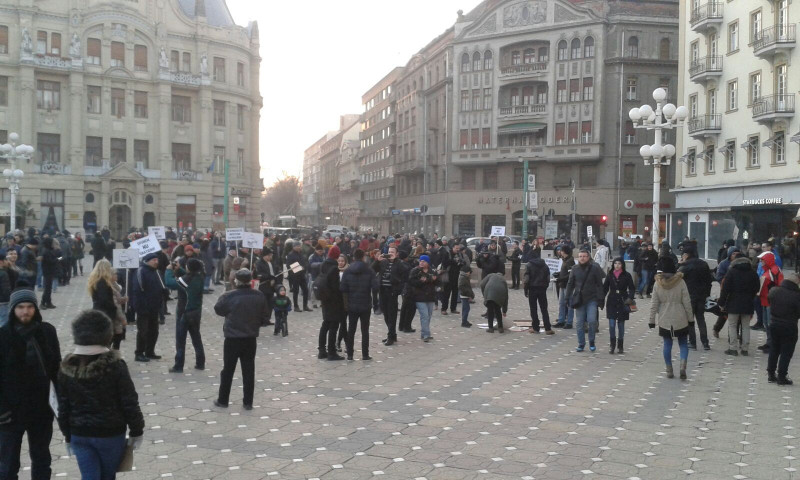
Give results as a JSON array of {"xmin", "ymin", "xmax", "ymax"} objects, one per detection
[
  {"xmin": 569, "ymin": 276, "xmax": 587, "ymax": 308},
  {"xmin": 624, "ymin": 298, "xmax": 638, "ymax": 313},
  {"xmin": 183, "ymin": 309, "xmax": 201, "ymax": 329}
]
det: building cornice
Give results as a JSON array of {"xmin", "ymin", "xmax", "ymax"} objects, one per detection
[{"xmin": 671, "ymin": 177, "xmax": 800, "ymax": 193}]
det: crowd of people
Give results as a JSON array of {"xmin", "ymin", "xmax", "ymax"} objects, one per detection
[{"xmin": 0, "ymin": 224, "xmax": 798, "ymax": 478}]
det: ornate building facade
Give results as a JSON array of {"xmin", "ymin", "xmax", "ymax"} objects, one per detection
[{"xmin": 0, "ymin": 0, "xmax": 262, "ymax": 239}]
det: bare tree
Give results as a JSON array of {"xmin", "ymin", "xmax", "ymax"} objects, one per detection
[{"xmin": 264, "ymin": 173, "xmax": 301, "ymax": 217}]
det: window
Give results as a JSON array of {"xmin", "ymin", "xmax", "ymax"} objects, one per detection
[
  {"xmin": 40, "ymin": 190, "xmax": 64, "ymax": 232},
  {"xmin": 728, "ymin": 22, "xmax": 739, "ymax": 52},
  {"xmin": 557, "ymin": 40, "xmax": 568, "ymax": 60},
  {"xmin": 36, "ymin": 31, "xmax": 47, "ymax": 55},
  {"xmin": 182, "ymin": 52, "xmax": 190, "ymax": 72},
  {"xmin": 459, "ymin": 129, "xmax": 468, "ymax": 149},
  {"xmin": 237, "ymin": 104, "xmax": 245, "ymax": 130},
  {"xmin": 213, "ymin": 147, "xmax": 225, "ymax": 174},
  {"xmin": 36, "ymin": 80, "xmax": 60, "ymax": 110},
  {"xmin": 472, "ymin": 89, "xmax": 480, "ymax": 110},
  {"xmin": 557, "ymin": 80, "xmax": 567, "ymax": 103},
  {"xmin": 460, "ymin": 90, "xmax": 470, "ymax": 111},
  {"xmin": 134, "ymin": 44, "xmax": 147, "ymax": 71},
  {"xmin": 461, "ymin": 53, "xmax": 470, "ymax": 72},
  {"xmin": 473, "ymin": 52, "xmax": 481, "ymax": 71},
  {"xmin": 727, "ymin": 80, "xmax": 738, "ymax": 111},
  {"xmin": 110, "ymin": 138, "xmax": 126, "ymax": 166},
  {"xmin": 570, "ymin": 38, "xmax": 581, "ymax": 59},
  {"xmin": 659, "ymin": 37, "xmax": 670, "ymax": 60},
  {"xmin": 213, "ymin": 100, "xmax": 226, "ymax": 126},
  {"xmin": 172, "ymin": 143, "xmax": 191, "ymax": 171},
  {"xmin": 484, "ymin": 50, "xmax": 493, "ymax": 70},
  {"xmin": 0, "ymin": 25, "xmax": 7, "ymax": 54},
  {"xmin": 584, "ymin": 37, "xmax": 595, "ymax": 58},
  {"xmin": 510, "ymin": 87, "xmax": 520, "ymax": 106},
  {"xmin": 690, "ymin": 41, "xmax": 699, "ymax": 65},
  {"xmin": 555, "ymin": 123, "xmax": 565, "ymax": 144},
  {"xmin": 689, "ymin": 94, "xmax": 698, "ymax": 118},
  {"xmin": 85, "ymin": 38, "xmax": 100, "ymax": 64},
  {"xmin": 523, "ymin": 48, "xmax": 535, "ymax": 64},
  {"xmin": 482, "ymin": 129, "xmax": 490, "ymax": 149},
  {"xmin": 538, "ymin": 46, "xmax": 549, "ymax": 62},
  {"xmin": 213, "ymin": 57, "xmax": 225, "ymax": 82},
  {"xmin": 624, "ymin": 121, "xmax": 636, "ymax": 144},
  {"xmin": 627, "ymin": 36, "xmax": 639, "ymax": 57},
  {"xmin": 568, "ymin": 122, "xmax": 579, "ymax": 144},
  {"xmin": 537, "ymin": 85, "xmax": 548, "ymax": 104},
  {"xmin": 553, "ymin": 166, "xmax": 571, "ymax": 186},
  {"xmin": 85, "ymin": 137, "xmax": 102, "ymax": 166},
  {"xmin": 134, "ymin": 140, "xmax": 148, "ymax": 168},
  {"xmin": 87, "ymin": 86, "xmax": 101, "ymax": 113},
  {"xmin": 581, "ymin": 121, "xmax": 592, "ymax": 143},
  {"xmin": 708, "ymin": 88, "xmax": 717, "ymax": 115},
  {"xmin": 513, "ymin": 167, "xmax": 525, "ymax": 189},
  {"xmin": 483, "ymin": 169, "xmax": 497, "ymax": 189},
  {"xmin": 569, "ymin": 79, "xmax": 580, "ymax": 102},
  {"xmin": 462, "ymin": 169, "xmax": 476, "ymax": 189},
  {"xmin": 51, "ymin": 33, "xmax": 61, "ymax": 56},
  {"xmin": 471, "ymin": 129, "xmax": 479, "ymax": 149},
  {"xmin": 582, "ymin": 78, "xmax": 593, "ymax": 101},
  {"xmin": 725, "ymin": 140, "xmax": 736, "ymax": 170},
  {"xmin": 170, "ymin": 50, "xmax": 179, "ymax": 71},
  {"xmin": 522, "ymin": 86, "xmax": 534, "ymax": 105},
  {"xmin": 687, "ymin": 149, "xmax": 696, "ymax": 175},
  {"xmin": 0, "ymin": 76, "xmax": 6, "ymax": 106},
  {"xmin": 110, "ymin": 88, "xmax": 124, "ymax": 117},
  {"xmin": 623, "ymin": 164, "xmax": 635, "ymax": 186},
  {"xmin": 511, "ymin": 50, "xmax": 521, "ymax": 65},
  {"xmin": 110, "ymin": 41, "xmax": 124, "ymax": 67},
  {"xmin": 483, "ymin": 88, "xmax": 492, "ymax": 110},
  {"xmin": 134, "ymin": 91, "xmax": 147, "ymax": 118},
  {"xmin": 237, "ymin": 62, "xmax": 245, "ymax": 86},
  {"xmin": 37, "ymin": 133, "xmax": 60, "ymax": 163},
  {"xmin": 580, "ymin": 166, "xmax": 597, "ymax": 187},
  {"xmin": 237, "ymin": 149, "xmax": 245, "ymax": 176},
  {"xmin": 626, "ymin": 77, "xmax": 637, "ymax": 100},
  {"xmin": 751, "ymin": 10, "xmax": 762, "ymax": 42},
  {"xmin": 705, "ymin": 146, "xmax": 715, "ymax": 173},
  {"xmin": 748, "ymin": 135, "xmax": 760, "ymax": 167},
  {"xmin": 774, "ymin": 132, "xmax": 786, "ymax": 165},
  {"xmin": 171, "ymin": 95, "xmax": 191, "ymax": 123},
  {"xmin": 776, "ymin": 64, "xmax": 788, "ymax": 96}
]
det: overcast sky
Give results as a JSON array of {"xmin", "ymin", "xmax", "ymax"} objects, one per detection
[{"xmin": 225, "ymin": 0, "xmax": 484, "ymax": 187}]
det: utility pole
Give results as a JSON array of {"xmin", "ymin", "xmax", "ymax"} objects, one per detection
[{"xmin": 521, "ymin": 156, "xmax": 529, "ymax": 240}]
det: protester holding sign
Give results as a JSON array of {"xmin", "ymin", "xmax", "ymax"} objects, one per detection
[{"xmin": 130, "ymin": 253, "xmax": 165, "ymax": 363}]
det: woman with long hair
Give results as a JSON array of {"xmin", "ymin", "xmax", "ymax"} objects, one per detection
[
  {"xmin": 602, "ymin": 257, "xmax": 636, "ymax": 354},
  {"xmin": 88, "ymin": 259, "xmax": 126, "ymax": 349}
]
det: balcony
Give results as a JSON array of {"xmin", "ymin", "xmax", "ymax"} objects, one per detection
[
  {"xmin": 689, "ymin": 56, "xmax": 723, "ymax": 83},
  {"xmin": 394, "ymin": 158, "xmax": 424, "ymax": 175},
  {"xmin": 752, "ymin": 94, "xmax": 795, "ymax": 123},
  {"xmin": 687, "ymin": 114, "xmax": 721, "ymax": 138},
  {"xmin": 499, "ymin": 62, "xmax": 548, "ymax": 81},
  {"xmin": 498, "ymin": 104, "xmax": 548, "ymax": 120},
  {"xmin": 690, "ymin": 3, "xmax": 723, "ymax": 33},
  {"xmin": 752, "ymin": 25, "xmax": 796, "ymax": 58},
  {"xmin": 453, "ymin": 143, "xmax": 602, "ymax": 166}
]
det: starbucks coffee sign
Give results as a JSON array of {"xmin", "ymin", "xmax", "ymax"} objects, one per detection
[{"xmin": 742, "ymin": 198, "xmax": 783, "ymax": 205}]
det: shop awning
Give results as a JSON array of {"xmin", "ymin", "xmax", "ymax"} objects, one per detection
[{"xmin": 498, "ymin": 123, "xmax": 546, "ymax": 135}]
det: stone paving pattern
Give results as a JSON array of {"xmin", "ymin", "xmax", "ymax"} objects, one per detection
[{"xmin": 15, "ymin": 275, "xmax": 799, "ymax": 479}]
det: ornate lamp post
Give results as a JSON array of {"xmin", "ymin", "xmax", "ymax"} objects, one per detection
[
  {"xmin": 0, "ymin": 133, "xmax": 34, "ymax": 233},
  {"xmin": 628, "ymin": 88, "xmax": 688, "ymax": 246}
]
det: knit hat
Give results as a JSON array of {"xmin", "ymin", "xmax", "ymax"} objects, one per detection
[
  {"xmin": 262, "ymin": 247, "xmax": 273, "ymax": 256},
  {"xmin": 187, "ymin": 257, "xmax": 203, "ymax": 274},
  {"xmin": 159, "ymin": 240, "xmax": 169, "ymax": 249},
  {"xmin": 235, "ymin": 268, "xmax": 252, "ymax": 285},
  {"xmin": 27, "ymin": 238, "xmax": 39, "ymax": 246},
  {"xmin": 184, "ymin": 245, "xmax": 195, "ymax": 254},
  {"xmin": 72, "ymin": 310, "xmax": 113, "ymax": 346},
  {"xmin": 143, "ymin": 252, "xmax": 159, "ymax": 262},
  {"xmin": 398, "ymin": 250, "xmax": 409, "ymax": 260},
  {"xmin": 8, "ymin": 287, "xmax": 41, "ymax": 325},
  {"xmin": 419, "ymin": 255, "xmax": 431, "ymax": 263},
  {"xmin": 328, "ymin": 245, "xmax": 341, "ymax": 259},
  {"xmin": 656, "ymin": 256, "xmax": 677, "ymax": 274}
]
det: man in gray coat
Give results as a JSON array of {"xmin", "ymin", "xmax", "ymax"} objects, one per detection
[{"xmin": 566, "ymin": 249, "xmax": 606, "ymax": 352}]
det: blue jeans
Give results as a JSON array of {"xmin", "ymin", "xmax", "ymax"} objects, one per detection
[
  {"xmin": 174, "ymin": 310, "xmax": 205, "ymax": 370},
  {"xmin": 71, "ymin": 433, "xmax": 127, "ymax": 480},
  {"xmin": 203, "ymin": 274, "xmax": 212, "ymax": 290},
  {"xmin": 416, "ymin": 302, "xmax": 434, "ymax": 339},
  {"xmin": 0, "ymin": 421, "xmax": 53, "ymax": 480},
  {"xmin": 763, "ymin": 306, "xmax": 772, "ymax": 347},
  {"xmin": 557, "ymin": 289, "xmax": 574, "ymax": 326},
  {"xmin": 575, "ymin": 300, "xmax": 598, "ymax": 347},
  {"xmin": 637, "ymin": 269, "xmax": 652, "ymax": 294},
  {"xmin": 461, "ymin": 297, "xmax": 471, "ymax": 326},
  {"xmin": 663, "ymin": 335, "xmax": 689, "ymax": 365},
  {"xmin": 609, "ymin": 318, "xmax": 625, "ymax": 341}
]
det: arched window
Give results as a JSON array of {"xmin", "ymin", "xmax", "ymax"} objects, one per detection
[
  {"xmin": 659, "ymin": 38, "xmax": 671, "ymax": 60},
  {"xmin": 511, "ymin": 50, "xmax": 521, "ymax": 65},
  {"xmin": 571, "ymin": 38, "xmax": 581, "ymax": 59},
  {"xmin": 472, "ymin": 52, "xmax": 481, "ymax": 71},
  {"xmin": 523, "ymin": 48, "xmax": 536, "ymax": 64},
  {"xmin": 538, "ymin": 46, "xmax": 549, "ymax": 62},
  {"xmin": 557, "ymin": 40, "xmax": 568, "ymax": 60},
  {"xmin": 627, "ymin": 36, "xmax": 639, "ymax": 57},
  {"xmin": 483, "ymin": 50, "xmax": 493, "ymax": 70},
  {"xmin": 461, "ymin": 53, "xmax": 470, "ymax": 72},
  {"xmin": 412, "ymin": 80, "xmax": 417, "ymax": 91},
  {"xmin": 584, "ymin": 37, "xmax": 595, "ymax": 58}
]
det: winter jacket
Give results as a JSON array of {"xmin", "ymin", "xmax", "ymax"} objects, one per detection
[
  {"xmin": 254, "ymin": 258, "xmax": 277, "ymax": 297},
  {"xmin": 759, "ymin": 252, "xmax": 784, "ymax": 307},
  {"xmin": 57, "ymin": 351, "xmax": 144, "ymax": 442},
  {"xmin": 91, "ymin": 235, "xmax": 106, "ymax": 259},
  {"xmin": 447, "ymin": 250, "xmax": 468, "ymax": 281},
  {"xmin": 17, "ymin": 246, "xmax": 38, "ymax": 281},
  {"xmin": 718, "ymin": 257, "xmax": 760, "ymax": 315},
  {"xmin": 649, "ymin": 272, "xmax": 693, "ymax": 338},
  {"xmin": 638, "ymin": 249, "xmax": 659, "ymax": 271},
  {"xmin": 178, "ymin": 272, "xmax": 204, "ymax": 313},
  {"xmin": 374, "ymin": 258, "xmax": 407, "ymax": 295},
  {"xmin": 678, "ymin": 257, "xmax": 713, "ymax": 302},
  {"xmin": 556, "ymin": 255, "xmax": 575, "ymax": 289},
  {"xmin": 320, "ymin": 258, "xmax": 346, "ymax": 316},
  {"xmin": 211, "ymin": 237, "xmax": 226, "ymax": 260},
  {"xmin": 767, "ymin": 279, "xmax": 800, "ymax": 326},
  {"xmin": 339, "ymin": 261, "xmax": 378, "ymax": 313},
  {"xmin": 476, "ymin": 252, "xmax": 503, "ymax": 279},
  {"xmin": 603, "ymin": 270, "xmax": 635, "ymax": 321},
  {"xmin": 458, "ymin": 271, "xmax": 474, "ymax": 299},
  {"xmin": 130, "ymin": 264, "xmax": 165, "ymax": 316},
  {"xmin": 480, "ymin": 273, "xmax": 509, "ymax": 313},
  {"xmin": 565, "ymin": 260, "xmax": 606, "ymax": 308},
  {"xmin": 0, "ymin": 270, "xmax": 11, "ymax": 304},
  {"xmin": 406, "ymin": 266, "xmax": 439, "ymax": 303},
  {"xmin": 523, "ymin": 258, "xmax": 551, "ymax": 292},
  {"xmin": 214, "ymin": 286, "xmax": 270, "ymax": 338},
  {"xmin": 200, "ymin": 247, "xmax": 215, "ymax": 275},
  {"xmin": 285, "ymin": 250, "xmax": 309, "ymax": 282},
  {"xmin": 308, "ymin": 253, "xmax": 325, "ymax": 280},
  {"xmin": 509, "ymin": 249, "xmax": 522, "ymax": 265},
  {"xmin": 41, "ymin": 246, "xmax": 60, "ymax": 276},
  {"xmin": 91, "ymin": 281, "xmax": 119, "ymax": 325},
  {"xmin": 72, "ymin": 237, "xmax": 85, "ymax": 259}
]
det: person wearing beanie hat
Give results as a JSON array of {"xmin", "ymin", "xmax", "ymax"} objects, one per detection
[
  {"xmin": 58, "ymin": 310, "xmax": 146, "ymax": 475},
  {"xmin": 0, "ymin": 287, "xmax": 62, "ymax": 478},
  {"xmin": 650, "ymin": 257, "xmax": 693, "ymax": 380},
  {"xmin": 169, "ymin": 257, "xmax": 206, "ymax": 373},
  {"xmin": 254, "ymin": 247, "xmax": 277, "ymax": 327},
  {"xmin": 130, "ymin": 251, "xmax": 165, "ymax": 362}
]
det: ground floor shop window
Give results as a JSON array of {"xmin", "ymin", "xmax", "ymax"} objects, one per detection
[
  {"xmin": 669, "ymin": 213, "xmax": 688, "ymax": 252},
  {"xmin": 511, "ymin": 210, "xmax": 537, "ymax": 238},
  {"xmin": 453, "ymin": 215, "xmax": 475, "ymax": 237},
  {"xmin": 620, "ymin": 215, "xmax": 637, "ymax": 238},
  {"xmin": 481, "ymin": 215, "xmax": 506, "ymax": 237}
]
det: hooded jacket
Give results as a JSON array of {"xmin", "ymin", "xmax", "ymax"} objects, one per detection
[
  {"xmin": 339, "ymin": 261, "xmax": 378, "ymax": 313},
  {"xmin": 556, "ymin": 255, "xmax": 575, "ymax": 289},
  {"xmin": 649, "ymin": 272, "xmax": 693, "ymax": 338},
  {"xmin": 57, "ymin": 350, "xmax": 145, "ymax": 442},
  {"xmin": 320, "ymin": 258, "xmax": 345, "ymax": 315},
  {"xmin": 523, "ymin": 258, "xmax": 551, "ymax": 291},
  {"xmin": 214, "ymin": 286, "xmax": 270, "ymax": 338},
  {"xmin": 759, "ymin": 252, "xmax": 784, "ymax": 307},
  {"xmin": 480, "ymin": 273, "xmax": 508, "ymax": 313},
  {"xmin": 678, "ymin": 256, "xmax": 713, "ymax": 302},
  {"xmin": 768, "ymin": 279, "xmax": 800, "ymax": 326},
  {"xmin": 718, "ymin": 257, "xmax": 760, "ymax": 314}
]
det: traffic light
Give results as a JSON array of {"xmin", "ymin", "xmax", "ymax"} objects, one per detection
[{"xmin": 601, "ymin": 215, "xmax": 608, "ymax": 226}]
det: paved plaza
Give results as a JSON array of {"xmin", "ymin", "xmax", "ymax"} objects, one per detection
[{"xmin": 20, "ymin": 274, "xmax": 799, "ymax": 479}]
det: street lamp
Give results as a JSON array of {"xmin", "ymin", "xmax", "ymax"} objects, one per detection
[
  {"xmin": 628, "ymin": 88, "xmax": 687, "ymax": 246},
  {"xmin": 0, "ymin": 133, "xmax": 34, "ymax": 233}
]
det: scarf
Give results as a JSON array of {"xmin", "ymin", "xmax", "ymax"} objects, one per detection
[
  {"xmin": 613, "ymin": 269, "xmax": 623, "ymax": 279},
  {"xmin": 73, "ymin": 345, "xmax": 110, "ymax": 355}
]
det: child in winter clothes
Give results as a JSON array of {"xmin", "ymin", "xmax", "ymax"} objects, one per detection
[
  {"xmin": 458, "ymin": 265, "xmax": 474, "ymax": 328},
  {"xmin": 273, "ymin": 285, "xmax": 292, "ymax": 337}
]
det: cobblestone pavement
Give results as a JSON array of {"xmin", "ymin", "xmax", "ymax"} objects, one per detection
[{"xmin": 17, "ymin": 274, "xmax": 799, "ymax": 479}]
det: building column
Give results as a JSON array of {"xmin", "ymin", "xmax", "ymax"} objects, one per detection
[
  {"xmin": 157, "ymin": 84, "xmax": 172, "ymax": 177},
  {"xmin": 99, "ymin": 179, "xmax": 110, "ymax": 229},
  {"xmin": 18, "ymin": 66, "xmax": 35, "ymax": 146},
  {"xmin": 68, "ymin": 72, "xmax": 84, "ymax": 167},
  {"xmin": 198, "ymin": 89, "xmax": 212, "ymax": 172},
  {"xmin": 134, "ymin": 181, "xmax": 144, "ymax": 229}
]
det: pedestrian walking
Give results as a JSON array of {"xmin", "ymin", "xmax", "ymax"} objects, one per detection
[
  {"xmin": 678, "ymin": 241, "xmax": 713, "ymax": 350},
  {"xmin": 554, "ymin": 246, "xmax": 575, "ymax": 328},
  {"xmin": 457, "ymin": 265, "xmax": 474, "ymax": 328},
  {"xmin": 286, "ymin": 242, "xmax": 312, "ymax": 311},
  {"xmin": 602, "ymin": 257, "xmax": 635, "ymax": 354},
  {"xmin": 130, "ymin": 253, "xmax": 165, "ymax": 363},
  {"xmin": 374, "ymin": 246, "xmax": 406, "ymax": 346},
  {"xmin": 766, "ymin": 273, "xmax": 800, "ymax": 385},
  {"xmin": 40, "ymin": 237, "xmax": 59, "ymax": 310},
  {"xmin": 71, "ymin": 232, "xmax": 85, "ymax": 277},
  {"xmin": 566, "ymin": 249, "xmax": 605, "ymax": 352},
  {"xmin": 407, "ymin": 255, "xmax": 439, "ymax": 342},
  {"xmin": 649, "ymin": 257, "xmax": 693, "ymax": 380},
  {"xmin": 169, "ymin": 258, "xmax": 206, "ymax": 372},
  {"xmin": 480, "ymin": 272, "xmax": 508, "ymax": 333},
  {"xmin": 213, "ymin": 269, "xmax": 269, "ymax": 410},
  {"xmin": 254, "ymin": 248, "xmax": 277, "ymax": 326},
  {"xmin": 339, "ymin": 249, "xmax": 378, "ymax": 359},
  {"xmin": 758, "ymin": 250, "xmax": 784, "ymax": 354},
  {"xmin": 717, "ymin": 254, "xmax": 760, "ymax": 356},
  {"xmin": 57, "ymin": 310, "xmax": 145, "ymax": 479},
  {"xmin": 88, "ymin": 260, "xmax": 126, "ymax": 350},
  {"xmin": 523, "ymin": 256, "xmax": 554, "ymax": 334}
]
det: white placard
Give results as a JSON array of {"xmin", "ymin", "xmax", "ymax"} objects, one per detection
[
  {"xmin": 113, "ymin": 248, "xmax": 141, "ymax": 269},
  {"xmin": 529, "ymin": 191, "xmax": 539, "ymax": 210},
  {"xmin": 226, "ymin": 228, "xmax": 244, "ymax": 241},
  {"xmin": 289, "ymin": 262, "xmax": 304, "ymax": 274},
  {"xmin": 586, "ymin": 226, "xmax": 593, "ymax": 238},
  {"xmin": 490, "ymin": 226, "xmax": 506, "ymax": 237},
  {"xmin": 545, "ymin": 220, "xmax": 558, "ymax": 239},
  {"xmin": 147, "ymin": 226, "xmax": 166, "ymax": 240},
  {"xmin": 544, "ymin": 258, "xmax": 563, "ymax": 275},
  {"xmin": 241, "ymin": 232, "xmax": 263, "ymax": 249},
  {"xmin": 130, "ymin": 235, "xmax": 161, "ymax": 258}
]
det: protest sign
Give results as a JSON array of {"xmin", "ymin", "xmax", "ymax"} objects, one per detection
[
  {"xmin": 544, "ymin": 258, "xmax": 563, "ymax": 275},
  {"xmin": 147, "ymin": 226, "xmax": 166, "ymax": 240},
  {"xmin": 226, "ymin": 228, "xmax": 244, "ymax": 241},
  {"xmin": 131, "ymin": 235, "xmax": 160, "ymax": 258},
  {"xmin": 112, "ymin": 248, "xmax": 140, "ymax": 269},
  {"xmin": 241, "ymin": 232, "xmax": 263, "ymax": 249}
]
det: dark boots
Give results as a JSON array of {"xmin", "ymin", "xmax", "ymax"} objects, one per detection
[
  {"xmin": 617, "ymin": 339, "xmax": 624, "ymax": 354},
  {"xmin": 609, "ymin": 338, "xmax": 616, "ymax": 354}
]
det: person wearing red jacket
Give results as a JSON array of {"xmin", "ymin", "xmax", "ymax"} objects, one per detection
[{"xmin": 758, "ymin": 251, "xmax": 784, "ymax": 353}]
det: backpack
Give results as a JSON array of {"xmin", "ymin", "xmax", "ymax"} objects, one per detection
[{"xmin": 312, "ymin": 270, "xmax": 330, "ymax": 302}]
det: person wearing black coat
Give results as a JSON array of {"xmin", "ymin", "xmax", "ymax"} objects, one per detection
[
  {"xmin": 637, "ymin": 243, "xmax": 659, "ymax": 298},
  {"xmin": 718, "ymin": 255, "xmax": 760, "ymax": 356},
  {"xmin": 509, "ymin": 242, "xmax": 522, "ymax": 289},
  {"xmin": 678, "ymin": 243, "xmax": 713, "ymax": 350},
  {"xmin": 373, "ymin": 247, "xmax": 407, "ymax": 346},
  {"xmin": 766, "ymin": 275, "xmax": 800, "ymax": 385},
  {"xmin": 130, "ymin": 253, "xmax": 166, "ymax": 362},
  {"xmin": 603, "ymin": 258, "xmax": 636, "ymax": 354},
  {"xmin": 40, "ymin": 237, "xmax": 60, "ymax": 310},
  {"xmin": 254, "ymin": 249, "xmax": 277, "ymax": 326},
  {"xmin": 0, "ymin": 289, "xmax": 62, "ymax": 480},
  {"xmin": 523, "ymin": 257, "xmax": 553, "ymax": 334},
  {"xmin": 91, "ymin": 232, "xmax": 106, "ymax": 267},
  {"xmin": 476, "ymin": 250, "xmax": 503, "ymax": 279},
  {"xmin": 285, "ymin": 243, "xmax": 311, "ymax": 311},
  {"xmin": 318, "ymin": 250, "xmax": 346, "ymax": 360},
  {"xmin": 339, "ymin": 249, "xmax": 379, "ymax": 360},
  {"xmin": 397, "ymin": 251, "xmax": 418, "ymax": 333}
]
